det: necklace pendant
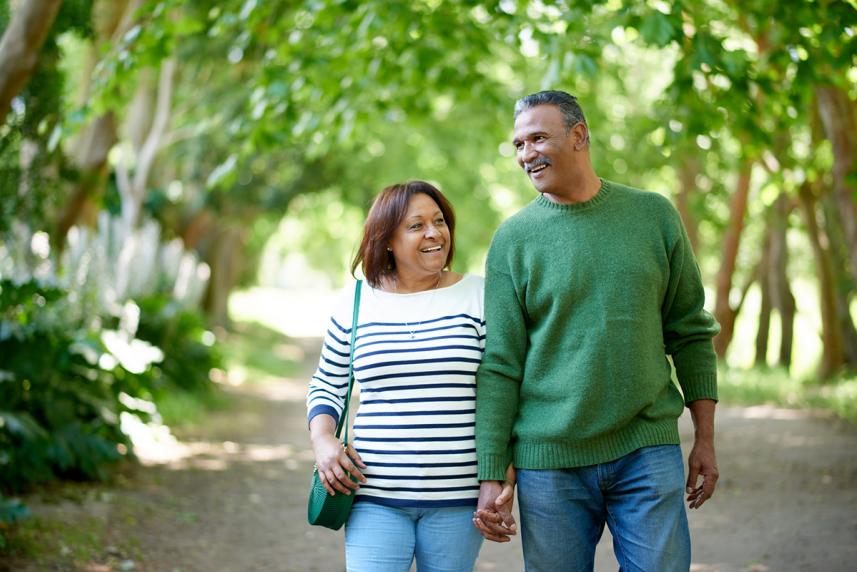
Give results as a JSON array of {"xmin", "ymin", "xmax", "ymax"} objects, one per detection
[{"xmin": 410, "ymin": 333, "xmax": 415, "ymax": 339}]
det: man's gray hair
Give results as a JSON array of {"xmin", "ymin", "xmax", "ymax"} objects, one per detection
[{"xmin": 514, "ymin": 90, "xmax": 589, "ymax": 140}]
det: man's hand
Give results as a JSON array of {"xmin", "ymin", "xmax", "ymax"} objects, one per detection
[
  {"xmin": 686, "ymin": 399, "xmax": 718, "ymax": 509},
  {"xmin": 473, "ymin": 465, "xmax": 517, "ymax": 542}
]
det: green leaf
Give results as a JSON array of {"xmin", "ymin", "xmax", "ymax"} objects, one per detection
[
  {"xmin": 0, "ymin": 411, "xmax": 49, "ymax": 441},
  {"xmin": 691, "ymin": 32, "xmax": 722, "ymax": 70},
  {"xmin": 639, "ymin": 11, "xmax": 676, "ymax": 48}
]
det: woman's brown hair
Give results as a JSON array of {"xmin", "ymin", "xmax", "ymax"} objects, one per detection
[{"xmin": 351, "ymin": 181, "xmax": 456, "ymax": 288}]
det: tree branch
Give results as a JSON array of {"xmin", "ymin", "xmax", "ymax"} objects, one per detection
[{"xmin": 0, "ymin": 0, "xmax": 65, "ymax": 119}]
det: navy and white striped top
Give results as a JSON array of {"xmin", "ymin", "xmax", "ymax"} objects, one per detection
[{"xmin": 306, "ymin": 273, "xmax": 485, "ymax": 508}]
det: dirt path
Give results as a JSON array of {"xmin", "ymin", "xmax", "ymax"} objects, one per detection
[{"xmin": 4, "ymin": 337, "xmax": 857, "ymax": 572}]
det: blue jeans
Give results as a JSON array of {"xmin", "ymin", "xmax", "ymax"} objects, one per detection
[
  {"xmin": 344, "ymin": 501, "xmax": 483, "ymax": 572},
  {"xmin": 517, "ymin": 445, "xmax": 690, "ymax": 572}
]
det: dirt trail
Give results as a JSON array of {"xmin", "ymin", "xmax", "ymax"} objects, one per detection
[{"xmin": 4, "ymin": 337, "xmax": 857, "ymax": 572}]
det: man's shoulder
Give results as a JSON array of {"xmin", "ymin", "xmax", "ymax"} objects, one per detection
[
  {"xmin": 609, "ymin": 181, "xmax": 678, "ymax": 217},
  {"xmin": 489, "ymin": 203, "xmax": 539, "ymax": 254},
  {"xmin": 493, "ymin": 198, "xmax": 543, "ymax": 237}
]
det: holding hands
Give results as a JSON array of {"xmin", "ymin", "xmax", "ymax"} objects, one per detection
[{"xmin": 473, "ymin": 464, "xmax": 517, "ymax": 542}]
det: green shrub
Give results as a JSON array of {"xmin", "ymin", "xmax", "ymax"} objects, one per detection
[
  {"xmin": 0, "ymin": 275, "xmax": 223, "ymax": 541},
  {"xmin": 136, "ymin": 293, "xmax": 222, "ymax": 396},
  {"xmin": 0, "ymin": 279, "xmax": 149, "ymax": 495}
]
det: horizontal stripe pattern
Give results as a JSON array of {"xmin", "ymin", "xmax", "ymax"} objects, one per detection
[{"xmin": 307, "ymin": 274, "xmax": 485, "ymax": 507}]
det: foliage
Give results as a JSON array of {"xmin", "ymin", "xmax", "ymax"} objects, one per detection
[
  {"xmin": 135, "ymin": 293, "xmax": 222, "ymax": 395},
  {"xmin": 0, "ymin": 0, "xmax": 95, "ymax": 234},
  {"xmin": 719, "ymin": 366, "xmax": 857, "ymax": 422},
  {"xmin": 0, "ymin": 279, "xmax": 135, "ymax": 505},
  {"xmin": 0, "ymin": 219, "xmax": 220, "ymax": 534},
  {"xmin": 0, "ymin": 4, "xmax": 855, "ymax": 553}
]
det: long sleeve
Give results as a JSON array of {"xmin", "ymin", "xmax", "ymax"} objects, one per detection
[
  {"xmin": 661, "ymin": 211, "xmax": 720, "ymax": 404},
  {"xmin": 306, "ymin": 313, "xmax": 353, "ymax": 427},
  {"xmin": 475, "ymin": 242, "xmax": 527, "ymax": 481}
]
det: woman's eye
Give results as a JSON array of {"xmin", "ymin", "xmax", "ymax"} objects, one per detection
[
  {"xmin": 435, "ymin": 219, "xmax": 445, "ymax": 226},
  {"xmin": 410, "ymin": 224, "xmax": 421, "ymax": 230}
]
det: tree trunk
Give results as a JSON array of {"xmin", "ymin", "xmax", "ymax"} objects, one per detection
[
  {"xmin": 768, "ymin": 193, "xmax": 795, "ymax": 369},
  {"xmin": 116, "ymin": 58, "xmax": 177, "ymax": 230},
  {"xmin": 676, "ymin": 156, "xmax": 700, "ymax": 255},
  {"xmin": 822, "ymin": 195, "xmax": 857, "ymax": 371},
  {"xmin": 180, "ymin": 208, "xmax": 216, "ymax": 251},
  {"xmin": 54, "ymin": 0, "xmax": 139, "ymax": 248},
  {"xmin": 798, "ymin": 183, "xmax": 843, "ymax": 380},
  {"xmin": 55, "ymin": 112, "xmax": 117, "ymax": 245},
  {"xmin": 713, "ymin": 160, "xmax": 754, "ymax": 359},
  {"xmin": 754, "ymin": 230, "xmax": 772, "ymax": 367},
  {"xmin": 816, "ymin": 86, "xmax": 857, "ymax": 285},
  {"xmin": 203, "ymin": 225, "xmax": 247, "ymax": 329},
  {"xmin": 0, "ymin": 0, "xmax": 64, "ymax": 119}
]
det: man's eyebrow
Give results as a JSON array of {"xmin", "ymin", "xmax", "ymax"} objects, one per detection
[{"xmin": 513, "ymin": 130, "xmax": 546, "ymax": 144}]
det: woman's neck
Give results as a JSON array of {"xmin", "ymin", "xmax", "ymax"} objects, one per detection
[{"xmin": 387, "ymin": 271, "xmax": 444, "ymax": 293}]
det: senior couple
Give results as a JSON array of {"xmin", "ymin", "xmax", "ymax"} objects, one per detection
[{"xmin": 306, "ymin": 90, "xmax": 720, "ymax": 572}]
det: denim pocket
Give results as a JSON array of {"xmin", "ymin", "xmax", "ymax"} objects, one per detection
[{"xmin": 632, "ymin": 444, "xmax": 685, "ymax": 498}]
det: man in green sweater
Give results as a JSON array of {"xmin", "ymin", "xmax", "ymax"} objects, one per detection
[{"xmin": 473, "ymin": 90, "xmax": 720, "ymax": 571}]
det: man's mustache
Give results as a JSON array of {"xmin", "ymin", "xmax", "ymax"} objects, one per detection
[{"xmin": 524, "ymin": 157, "xmax": 552, "ymax": 173}]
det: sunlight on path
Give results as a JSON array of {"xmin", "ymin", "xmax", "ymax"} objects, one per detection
[{"xmin": 230, "ymin": 286, "xmax": 339, "ymax": 338}]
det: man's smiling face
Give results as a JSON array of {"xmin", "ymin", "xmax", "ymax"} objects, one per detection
[{"xmin": 512, "ymin": 104, "xmax": 579, "ymax": 197}]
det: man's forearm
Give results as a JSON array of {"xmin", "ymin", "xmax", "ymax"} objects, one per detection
[{"xmin": 688, "ymin": 398, "xmax": 716, "ymax": 441}]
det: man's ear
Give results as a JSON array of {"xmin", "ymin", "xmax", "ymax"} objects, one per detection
[{"xmin": 571, "ymin": 122, "xmax": 589, "ymax": 151}]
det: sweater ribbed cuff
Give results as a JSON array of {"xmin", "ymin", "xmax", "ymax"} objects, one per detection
[
  {"xmin": 477, "ymin": 453, "xmax": 512, "ymax": 481},
  {"xmin": 681, "ymin": 372, "xmax": 718, "ymax": 404},
  {"xmin": 307, "ymin": 405, "xmax": 339, "ymax": 428}
]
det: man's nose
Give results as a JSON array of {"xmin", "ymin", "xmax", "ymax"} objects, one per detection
[{"xmin": 519, "ymin": 142, "xmax": 537, "ymax": 163}]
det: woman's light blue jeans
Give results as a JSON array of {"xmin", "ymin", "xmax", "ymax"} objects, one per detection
[
  {"xmin": 344, "ymin": 501, "xmax": 483, "ymax": 572},
  {"xmin": 517, "ymin": 445, "xmax": 691, "ymax": 572}
]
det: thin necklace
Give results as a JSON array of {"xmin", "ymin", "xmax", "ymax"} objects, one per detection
[{"xmin": 395, "ymin": 272, "xmax": 442, "ymax": 339}]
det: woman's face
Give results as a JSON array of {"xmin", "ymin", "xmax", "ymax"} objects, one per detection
[{"xmin": 388, "ymin": 193, "xmax": 450, "ymax": 281}]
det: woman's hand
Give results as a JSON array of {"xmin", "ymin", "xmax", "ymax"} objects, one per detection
[
  {"xmin": 473, "ymin": 464, "xmax": 517, "ymax": 542},
  {"xmin": 309, "ymin": 415, "xmax": 367, "ymax": 495}
]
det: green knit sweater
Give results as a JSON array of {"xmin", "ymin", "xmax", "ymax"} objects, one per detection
[{"xmin": 475, "ymin": 180, "xmax": 720, "ymax": 481}]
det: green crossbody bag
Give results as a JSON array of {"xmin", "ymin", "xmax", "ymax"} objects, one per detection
[{"xmin": 307, "ymin": 279, "xmax": 362, "ymax": 530}]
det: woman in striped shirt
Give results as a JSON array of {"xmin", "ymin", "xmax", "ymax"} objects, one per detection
[{"xmin": 306, "ymin": 181, "xmax": 514, "ymax": 571}]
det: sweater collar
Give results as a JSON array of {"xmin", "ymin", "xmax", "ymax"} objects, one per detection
[{"xmin": 535, "ymin": 179, "xmax": 611, "ymax": 212}]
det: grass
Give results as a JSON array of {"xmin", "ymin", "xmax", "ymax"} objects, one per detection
[
  {"xmin": 718, "ymin": 366, "xmax": 857, "ymax": 422},
  {"xmin": 221, "ymin": 320, "xmax": 302, "ymax": 382},
  {"xmin": 156, "ymin": 388, "xmax": 229, "ymax": 428},
  {"xmin": 156, "ymin": 318, "xmax": 302, "ymax": 427},
  {"xmin": 0, "ymin": 487, "xmax": 144, "ymax": 570}
]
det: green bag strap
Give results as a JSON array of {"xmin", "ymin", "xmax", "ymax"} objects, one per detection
[{"xmin": 334, "ymin": 279, "xmax": 362, "ymax": 445}]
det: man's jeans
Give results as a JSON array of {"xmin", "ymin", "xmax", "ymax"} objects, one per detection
[
  {"xmin": 516, "ymin": 445, "xmax": 691, "ymax": 572},
  {"xmin": 344, "ymin": 502, "xmax": 483, "ymax": 572}
]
